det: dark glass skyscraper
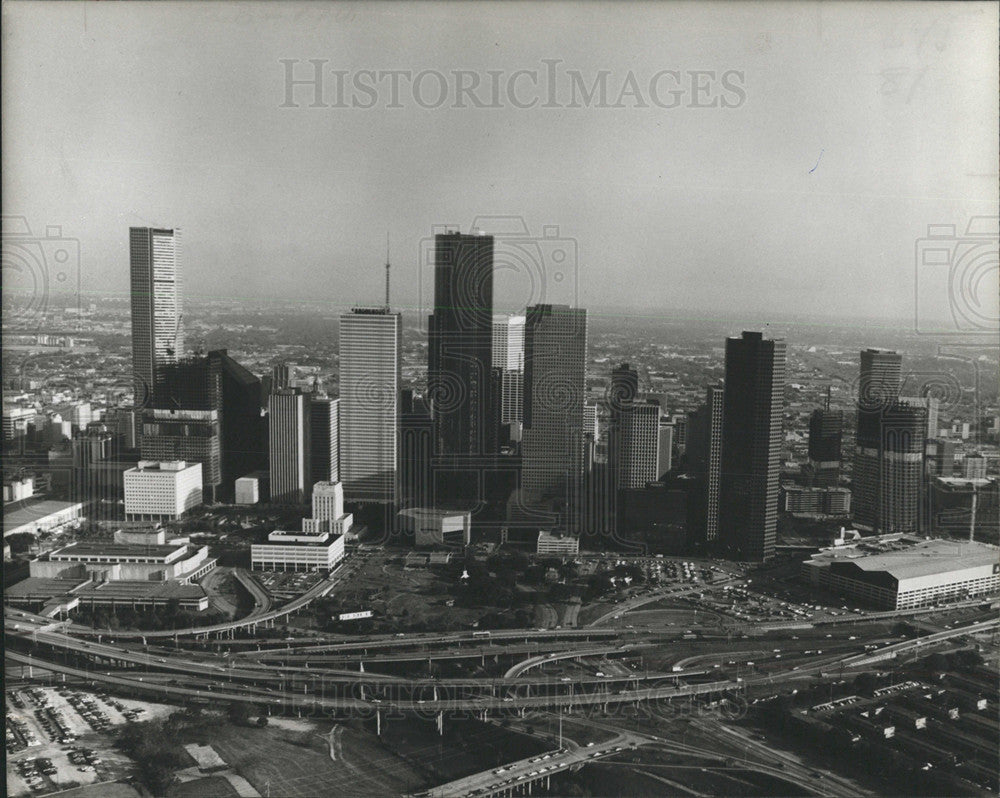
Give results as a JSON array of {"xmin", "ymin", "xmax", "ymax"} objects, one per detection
[
  {"xmin": 808, "ymin": 407, "xmax": 844, "ymax": 487},
  {"xmin": 428, "ymin": 232, "xmax": 495, "ymax": 457},
  {"xmin": 718, "ymin": 331, "xmax": 786, "ymax": 560}
]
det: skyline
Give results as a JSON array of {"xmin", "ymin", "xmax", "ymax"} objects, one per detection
[{"xmin": 3, "ymin": 2, "xmax": 997, "ymax": 327}]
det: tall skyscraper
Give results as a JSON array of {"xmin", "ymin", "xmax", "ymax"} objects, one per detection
[
  {"xmin": 657, "ymin": 418, "xmax": 674, "ymax": 480},
  {"xmin": 268, "ymin": 388, "xmax": 311, "ymax": 505},
  {"xmin": 854, "ymin": 399, "xmax": 926, "ymax": 533},
  {"xmin": 808, "ymin": 403, "xmax": 844, "ymax": 487},
  {"xmin": 718, "ymin": 332, "xmax": 786, "ymax": 560},
  {"xmin": 521, "ymin": 304, "xmax": 588, "ymax": 532},
  {"xmin": 310, "ymin": 397, "xmax": 339, "ymax": 486},
  {"xmin": 616, "ymin": 402, "xmax": 661, "ymax": 490},
  {"xmin": 493, "ymin": 314, "xmax": 526, "ymax": 427},
  {"xmin": 210, "ymin": 350, "xmax": 267, "ymax": 493},
  {"xmin": 428, "ymin": 232, "xmax": 495, "ymax": 456},
  {"xmin": 129, "ymin": 227, "xmax": 182, "ymax": 410},
  {"xmin": 339, "ymin": 308, "xmax": 401, "ymax": 504},
  {"xmin": 857, "ymin": 349, "xmax": 902, "ymax": 413},
  {"xmin": 686, "ymin": 385, "xmax": 724, "ymax": 545}
]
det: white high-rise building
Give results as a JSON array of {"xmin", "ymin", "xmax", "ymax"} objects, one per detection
[
  {"xmin": 493, "ymin": 314, "xmax": 526, "ymax": 426},
  {"xmin": 129, "ymin": 228, "xmax": 182, "ymax": 409},
  {"xmin": 123, "ymin": 460, "xmax": 202, "ymax": 521},
  {"xmin": 339, "ymin": 308, "xmax": 401, "ymax": 504}
]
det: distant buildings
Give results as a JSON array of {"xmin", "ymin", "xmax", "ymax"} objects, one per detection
[
  {"xmin": 520, "ymin": 304, "xmax": 588, "ymax": 533},
  {"xmin": 782, "ymin": 485, "xmax": 851, "ymax": 515},
  {"xmin": 4, "ymin": 405, "xmax": 35, "ymax": 441},
  {"xmin": 268, "ymin": 388, "xmax": 311, "ymax": 505},
  {"xmin": 339, "ymin": 308, "xmax": 401, "ymax": 505},
  {"xmin": 123, "ymin": 460, "xmax": 203, "ymax": 521},
  {"xmin": 717, "ymin": 332, "xmax": 785, "ymax": 560}
]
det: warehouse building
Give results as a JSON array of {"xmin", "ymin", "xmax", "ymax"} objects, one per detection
[{"xmin": 801, "ymin": 535, "xmax": 1000, "ymax": 610}]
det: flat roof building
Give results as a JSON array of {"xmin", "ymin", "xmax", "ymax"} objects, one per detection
[
  {"xmin": 250, "ymin": 529, "xmax": 345, "ymax": 572},
  {"xmin": 536, "ymin": 530, "xmax": 580, "ymax": 556},
  {"xmin": 124, "ymin": 460, "xmax": 203, "ymax": 522},
  {"xmin": 801, "ymin": 534, "xmax": 999, "ymax": 610},
  {"xmin": 398, "ymin": 507, "xmax": 471, "ymax": 548}
]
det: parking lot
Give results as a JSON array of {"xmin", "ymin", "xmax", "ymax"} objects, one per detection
[{"xmin": 6, "ymin": 686, "xmax": 174, "ymax": 797}]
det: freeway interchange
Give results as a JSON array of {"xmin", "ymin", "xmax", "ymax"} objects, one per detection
[{"xmin": 6, "ymin": 573, "xmax": 998, "ymax": 798}]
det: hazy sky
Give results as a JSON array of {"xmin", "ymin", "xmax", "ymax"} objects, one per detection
[{"xmin": 3, "ymin": 1, "xmax": 997, "ymax": 327}]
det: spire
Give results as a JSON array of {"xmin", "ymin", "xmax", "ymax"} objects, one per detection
[{"xmin": 384, "ymin": 231, "xmax": 391, "ymax": 311}]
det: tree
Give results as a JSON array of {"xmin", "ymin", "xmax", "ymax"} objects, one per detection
[{"xmin": 228, "ymin": 702, "xmax": 252, "ymax": 726}]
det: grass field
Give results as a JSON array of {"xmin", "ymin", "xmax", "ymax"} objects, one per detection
[{"xmin": 207, "ymin": 721, "xmax": 425, "ymax": 797}]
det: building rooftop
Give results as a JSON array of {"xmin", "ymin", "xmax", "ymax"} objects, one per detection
[
  {"xmin": 806, "ymin": 536, "xmax": 999, "ymax": 581},
  {"xmin": 49, "ymin": 541, "xmax": 188, "ymax": 558},
  {"xmin": 3, "ymin": 499, "xmax": 85, "ymax": 532}
]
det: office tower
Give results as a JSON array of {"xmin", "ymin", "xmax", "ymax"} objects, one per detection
[
  {"xmin": 312, "ymin": 480, "xmax": 344, "ymax": 521},
  {"xmin": 339, "ymin": 308, "xmax": 401, "ymax": 504},
  {"xmin": 140, "ymin": 408, "xmax": 221, "ymax": 501},
  {"xmin": 583, "ymin": 403, "xmax": 599, "ymax": 443},
  {"xmin": 210, "ymin": 350, "xmax": 267, "ymax": 491},
  {"xmin": 718, "ymin": 332, "xmax": 786, "ymax": 560},
  {"xmin": 857, "ymin": 349, "xmax": 902, "ymax": 412},
  {"xmin": 617, "ymin": 402, "xmax": 661, "ymax": 489},
  {"xmin": 808, "ymin": 405, "xmax": 844, "ymax": 487},
  {"xmin": 129, "ymin": 227, "xmax": 182, "ymax": 410},
  {"xmin": 686, "ymin": 385, "xmax": 724, "ymax": 545},
  {"xmin": 670, "ymin": 413, "xmax": 688, "ymax": 454},
  {"xmin": 71, "ymin": 422, "xmax": 133, "ymax": 515},
  {"xmin": 657, "ymin": 419, "xmax": 674, "ymax": 479},
  {"xmin": 898, "ymin": 396, "xmax": 940, "ymax": 439},
  {"xmin": 399, "ymin": 390, "xmax": 434, "ymax": 514},
  {"xmin": 492, "ymin": 314, "xmax": 525, "ymax": 371},
  {"xmin": 962, "ymin": 453, "xmax": 987, "ymax": 480},
  {"xmin": 272, "ymin": 364, "xmax": 292, "ymax": 392},
  {"xmin": 521, "ymin": 304, "xmax": 588, "ymax": 532},
  {"xmin": 268, "ymin": 388, "xmax": 311, "ymax": 505},
  {"xmin": 854, "ymin": 399, "xmax": 926, "ymax": 533},
  {"xmin": 310, "ymin": 397, "xmax": 339, "ymax": 485},
  {"xmin": 428, "ymin": 232, "xmax": 495, "ymax": 456},
  {"xmin": 3, "ymin": 406, "xmax": 34, "ymax": 441},
  {"xmin": 924, "ymin": 438, "xmax": 956, "ymax": 477}
]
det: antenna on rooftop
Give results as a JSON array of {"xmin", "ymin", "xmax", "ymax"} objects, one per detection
[{"xmin": 384, "ymin": 231, "xmax": 391, "ymax": 311}]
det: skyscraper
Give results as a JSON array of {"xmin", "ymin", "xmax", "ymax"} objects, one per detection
[
  {"xmin": 857, "ymin": 349, "xmax": 902, "ymax": 413},
  {"xmin": 428, "ymin": 232, "xmax": 495, "ymax": 456},
  {"xmin": 129, "ymin": 227, "xmax": 182, "ymax": 410},
  {"xmin": 686, "ymin": 385, "xmax": 724, "ymax": 545},
  {"xmin": 616, "ymin": 402, "xmax": 661, "ymax": 490},
  {"xmin": 310, "ymin": 397, "xmax": 339, "ymax": 486},
  {"xmin": 268, "ymin": 388, "xmax": 311, "ymax": 505},
  {"xmin": 339, "ymin": 307, "xmax": 401, "ymax": 504},
  {"xmin": 718, "ymin": 332, "xmax": 786, "ymax": 560},
  {"xmin": 854, "ymin": 399, "xmax": 926, "ymax": 533},
  {"xmin": 521, "ymin": 304, "xmax": 587, "ymax": 532},
  {"xmin": 808, "ymin": 406, "xmax": 844, "ymax": 487},
  {"xmin": 140, "ymin": 408, "xmax": 220, "ymax": 500},
  {"xmin": 493, "ymin": 314, "xmax": 526, "ymax": 427}
]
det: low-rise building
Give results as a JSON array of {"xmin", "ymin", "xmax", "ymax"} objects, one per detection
[
  {"xmin": 537, "ymin": 530, "xmax": 580, "ymax": 556},
  {"xmin": 250, "ymin": 529, "xmax": 345, "ymax": 572},
  {"xmin": 398, "ymin": 508, "xmax": 471, "ymax": 548},
  {"xmin": 123, "ymin": 460, "xmax": 203, "ymax": 522},
  {"xmin": 28, "ymin": 540, "xmax": 214, "ymax": 583},
  {"xmin": 801, "ymin": 534, "xmax": 1000, "ymax": 610},
  {"xmin": 3, "ymin": 499, "xmax": 86, "ymax": 538}
]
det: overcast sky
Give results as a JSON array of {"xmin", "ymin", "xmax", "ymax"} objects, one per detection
[{"xmin": 3, "ymin": 1, "xmax": 997, "ymax": 327}]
